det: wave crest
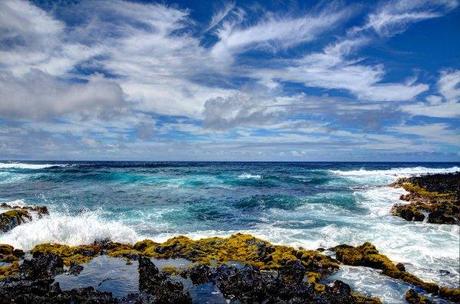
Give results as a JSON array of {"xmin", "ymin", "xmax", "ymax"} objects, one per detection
[
  {"xmin": 238, "ymin": 173, "xmax": 262, "ymax": 180},
  {"xmin": 329, "ymin": 166, "xmax": 460, "ymax": 177},
  {"xmin": 0, "ymin": 162, "xmax": 67, "ymax": 169},
  {"xmin": 0, "ymin": 210, "xmax": 140, "ymax": 250}
]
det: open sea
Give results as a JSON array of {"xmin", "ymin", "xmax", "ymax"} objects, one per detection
[{"xmin": 0, "ymin": 161, "xmax": 459, "ymax": 303}]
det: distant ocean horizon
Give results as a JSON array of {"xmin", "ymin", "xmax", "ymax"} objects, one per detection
[{"xmin": 1, "ymin": 161, "xmax": 459, "ymax": 302}]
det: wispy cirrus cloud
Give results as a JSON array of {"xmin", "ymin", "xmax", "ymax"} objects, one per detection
[
  {"xmin": 210, "ymin": 3, "xmax": 352, "ymax": 63},
  {"xmin": 249, "ymin": 0, "xmax": 458, "ymax": 102},
  {"xmin": 401, "ymin": 70, "xmax": 460, "ymax": 118},
  {"xmin": 0, "ymin": 0, "xmax": 458, "ymax": 161},
  {"xmin": 361, "ymin": 0, "xmax": 458, "ymax": 36}
]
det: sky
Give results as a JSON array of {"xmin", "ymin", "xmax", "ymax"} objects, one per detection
[{"xmin": 0, "ymin": 0, "xmax": 459, "ymax": 161}]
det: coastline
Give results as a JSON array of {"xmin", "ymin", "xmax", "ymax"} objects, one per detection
[{"xmin": 0, "ymin": 163, "xmax": 454, "ymax": 300}]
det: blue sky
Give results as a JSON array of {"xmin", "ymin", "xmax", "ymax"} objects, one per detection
[{"xmin": 0, "ymin": 0, "xmax": 459, "ymax": 161}]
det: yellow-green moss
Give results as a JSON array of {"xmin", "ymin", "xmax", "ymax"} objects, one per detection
[
  {"xmin": 439, "ymin": 287, "xmax": 460, "ymax": 302},
  {"xmin": 134, "ymin": 233, "xmax": 339, "ymax": 274},
  {"xmin": 314, "ymin": 283, "xmax": 326, "ymax": 293},
  {"xmin": 0, "ymin": 244, "xmax": 23, "ymax": 263},
  {"xmin": 306, "ymin": 271, "xmax": 321, "ymax": 284},
  {"xmin": 105, "ymin": 243, "xmax": 140, "ymax": 258},
  {"xmin": 2, "ymin": 209, "xmax": 31, "ymax": 219},
  {"xmin": 31, "ymin": 243, "xmax": 101, "ymax": 266},
  {"xmin": 0, "ymin": 261, "xmax": 19, "ymax": 280},
  {"xmin": 161, "ymin": 265, "xmax": 180, "ymax": 275},
  {"xmin": 333, "ymin": 243, "xmax": 439, "ymax": 294},
  {"xmin": 401, "ymin": 183, "xmax": 453, "ymax": 200},
  {"xmin": 352, "ymin": 291, "xmax": 382, "ymax": 304},
  {"xmin": 0, "ymin": 209, "xmax": 32, "ymax": 232}
]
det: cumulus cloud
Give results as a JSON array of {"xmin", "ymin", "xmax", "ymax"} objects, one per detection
[
  {"xmin": 0, "ymin": 70, "xmax": 125, "ymax": 119},
  {"xmin": 0, "ymin": 0, "xmax": 458, "ymax": 160},
  {"xmin": 203, "ymin": 92, "xmax": 290, "ymax": 130}
]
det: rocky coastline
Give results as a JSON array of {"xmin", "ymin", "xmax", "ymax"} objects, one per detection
[
  {"xmin": 0, "ymin": 172, "xmax": 459, "ymax": 303},
  {"xmin": 0, "ymin": 233, "xmax": 459, "ymax": 303},
  {"xmin": 391, "ymin": 172, "xmax": 459, "ymax": 224}
]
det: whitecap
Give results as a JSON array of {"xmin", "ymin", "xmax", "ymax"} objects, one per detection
[
  {"xmin": 330, "ymin": 166, "xmax": 459, "ymax": 179},
  {"xmin": 0, "ymin": 162, "xmax": 67, "ymax": 170},
  {"xmin": 238, "ymin": 173, "xmax": 262, "ymax": 179}
]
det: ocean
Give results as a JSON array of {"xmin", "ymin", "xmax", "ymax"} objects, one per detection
[{"xmin": 0, "ymin": 161, "xmax": 459, "ymax": 303}]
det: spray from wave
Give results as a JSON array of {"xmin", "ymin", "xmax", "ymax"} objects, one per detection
[{"xmin": 0, "ymin": 209, "xmax": 140, "ymax": 250}]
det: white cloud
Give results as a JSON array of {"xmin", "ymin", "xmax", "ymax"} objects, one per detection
[
  {"xmin": 401, "ymin": 70, "xmax": 460, "ymax": 117},
  {"xmin": 0, "ymin": 70, "xmax": 125, "ymax": 119},
  {"xmin": 253, "ymin": 37, "xmax": 429, "ymax": 101},
  {"xmin": 248, "ymin": 0, "xmax": 459, "ymax": 102},
  {"xmin": 203, "ymin": 92, "xmax": 289, "ymax": 130},
  {"xmin": 391, "ymin": 123, "xmax": 460, "ymax": 145},
  {"xmin": 210, "ymin": 4, "xmax": 352, "ymax": 62},
  {"xmin": 363, "ymin": 0, "xmax": 458, "ymax": 36},
  {"xmin": 205, "ymin": 1, "xmax": 237, "ymax": 32},
  {"xmin": 438, "ymin": 69, "xmax": 460, "ymax": 102}
]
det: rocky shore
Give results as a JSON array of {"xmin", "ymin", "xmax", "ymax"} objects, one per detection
[
  {"xmin": 0, "ymin": 171, "xmax": 459, "ymax": 303},
  {"xmin": 0, "ymin": 233, "xmax": 458, "ymax": 303},
  {"xmin": 391, "ymin": 172, "xmax": 459, "ymax": 224}
]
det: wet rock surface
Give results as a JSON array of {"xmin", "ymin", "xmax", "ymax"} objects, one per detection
[
  {"xmin": 405, "ymin": 289, "xmax": 432, "ymax": 304},
  {"xmin": 138, "ymin": 256, "xmax": 191, "ymax": 303},
  {"xmin": 0, "ymin": 210, "xmax": 31, "ymax": 232},
  {"xmin": 0, "ymin": 234, "xmax": 459, "ymax": 303},
  {"xmin": 0, "ymin": 203, "xmax": 49, "ymax": 232},
  {"xmin": 331, "ymin": 242, "xmax": 460, "ymax": 302},
  {"xmin": 391, "ymin": 173, "xmax": 459, "ymax": 225}
]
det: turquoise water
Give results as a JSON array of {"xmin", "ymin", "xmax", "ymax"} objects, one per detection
[{"xmin": 0, "ymin": 161, "xmax": 459, "ymax": 302}]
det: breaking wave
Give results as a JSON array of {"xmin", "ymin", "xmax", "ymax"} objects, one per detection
[
  {"xmin": 0, "ymin": 162, "xmax": 67, "ymax": 170},
  {"xmin": 0, "ymin": 210, "xmax": 140, "ymax": 251}
]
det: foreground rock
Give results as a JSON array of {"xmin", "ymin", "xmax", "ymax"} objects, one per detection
[
  {"xmin": 331, "ymin": 242, "xmax": 460, "ymax": 302},
  {"xmin": 138, "ymin": 256, "xmax": 191, "ymax": 303},
  {"xmin": 0, "ymin": 203, "xmax": 48, "ymax": 232},
  {"xmin": 1, "ymin": 234, "xmax": 458, "ymax": 303},
  {"xmin": 0, "ymin": 234, "xmax": 382, "ymax": 303},
  {"xmin": 391, "ymin": 172, "xmax": 460, "ymax": 224}
]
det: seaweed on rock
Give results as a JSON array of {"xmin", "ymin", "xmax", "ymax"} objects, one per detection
[
  {"xmin": 331, "ymin": 242, "xmax": 460, "ymax": 302},
  {"xmin": 391, "ymin": 172, "xmax": 460, "ymax": 225}
]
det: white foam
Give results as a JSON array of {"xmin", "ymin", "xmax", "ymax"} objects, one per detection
[
  {"xmin": 238, "ymin": 173, "xmax": 262, "ymax": 179},
  {"xmin": 330, "ymin": 166, "xmax": 459, "ymax": 179},
  {"xmin": 0, "ymin": 210, "xmax": 140, "ymax": 250},
  {"xmin": 0, "ymin": 162, "xmax": 66, "ymax": 169},
  {"xmin": 0, "ymin": 199, "xmax": 28, "ymax": 208},
  {"xmin": 355, "ymin": 186, "xmax": 407, "ymax": 218},
  {"xmin": 328, "ymin": 265, "xmax": 409, "ymax": 303}
]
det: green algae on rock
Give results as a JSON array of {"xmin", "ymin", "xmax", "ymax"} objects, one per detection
[
  {"xmin": 331, "ymin": 242, "xmax": 460, "ymax": 302},
  {"xmin": 0, "ymin": 244, "xmax": 24, "ymax": 280},
  {"xmin": 0, "ymin": 203, "xmax": 49, "ymax": 232},
  {"xmin": 135, "ymin": 233, "xmax": 340, "ymax": 275},
  {"xmin": 391, "ymin": 172, "xmax": 460, "ymax": 225},
  {"xmin": 405, "ymin": 289, "xmax": 432, "ymax": 304},
  {"xmin": 5, "ymin": 234, "xmax": 384, "ymax": 303},
  {"xmin": 0, "ymin": 210, "xmax": 31, "ymax": 232}
]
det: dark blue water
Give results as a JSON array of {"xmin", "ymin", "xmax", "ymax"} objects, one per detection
[{"xmin": 0, "ymin": 161, "xmax": 458, "ymax": 302}]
